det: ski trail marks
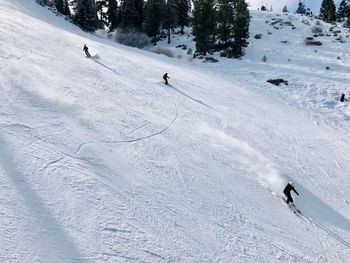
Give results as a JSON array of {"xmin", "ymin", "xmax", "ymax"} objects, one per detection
[{"xmin": 73, "ymin": 102, "xmax": 178, "ymax": 154}]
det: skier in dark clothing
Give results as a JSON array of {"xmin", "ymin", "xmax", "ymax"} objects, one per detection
[
  {"xmin": 83, "ymin": 44, "xmax": 91, "ymax": 57},
  {"xmin": 283, "ymin": 182, "xmax": 299, "ymax": 204},
  {"xmin": 340, "ymin": 93, "xmax": 345, "ymax": 102},
  {"xmin": 163, "ymin": 73, "xmax": 169, "ymax": 85}
]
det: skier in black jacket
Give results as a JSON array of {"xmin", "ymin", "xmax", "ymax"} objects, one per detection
[
  {"xmin": 83, "ymin": 44, "xmax": 91, "ymax": 57},
  {"xmin": 283, "ymin": 182, "xmax": 299, "ymax": 204},
  {"xmin": 163, "ymin": 73, "xmax": 169, "ymax": 85}
]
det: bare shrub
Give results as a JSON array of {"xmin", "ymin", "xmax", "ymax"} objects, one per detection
[
  {"xmin": 112, "ymin": 28, "xmax": 151, "ymax": 48},
  {"xmin": 151, "ymin": 47, "xmax": 175, "ymax": 57},
  {"xmin": 311, "ymin": 25, "xmax": 323, "ymax": 33}
]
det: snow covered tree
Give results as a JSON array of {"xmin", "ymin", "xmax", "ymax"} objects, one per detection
[
  {"xmin": 174, "ymin": 0, "xmax": 190, "ymax": 34},
  {"xmin": 192, "ymin": 0, "xmax": 216, "ymax": 55},
  {"xmin": 295, "ymin": 1, "xmax": 306, "ymax": 14},
  {"xmin": 216, "ymin": 0, "xmax": 235, "ymax": 50},
  {"xmin": 62, "ymin": 0, "xmax": 71, "ymax": 16},
  {"xmin": 337, "ymin": 0, "xmax": 350, "ymax": 21},
  {"xmin": 119, "ymin": 0, "xmax": 144, "ymax": 30},
  {"xmin": 73, "ymin": 0, "xmax": 99, "ymax": 32},
  {"xmin": 319, "ymin": 0, "xmax": 336, "ymax": 23},
  {"xmin": 282, "ymin": 5, "xmax": 288, "ymax": 13},
  {"xmin": 230, "ymin": 0, "xmax": 250, "ymax": 58},
  {"xmin": 144, "ymin": 0, "xmax": 165, "ymax": 42},
  {"xmin": 96, "ymin": 0, "xmax": 108, "ymax": 28}
]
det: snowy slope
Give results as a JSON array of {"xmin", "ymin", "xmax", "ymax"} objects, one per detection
[{"xmin": 1, "ymin": 1, "xmax": 350, "ymax": 262}]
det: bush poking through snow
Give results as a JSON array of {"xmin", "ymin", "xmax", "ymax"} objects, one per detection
[
  {"xmin": 267, "ymin": 79, "xmax": 288, "ymax": 86},
  {"xmin": 151, "ymin": 47, "xmax": 175, "ymax": 57},
  {"xmin": 311, "ymin": 25, "xmax": 323, "ymax": 33},
  {"xmin": 203, "ymin": 57, "xmax": 219, "ymax": 63},
  {"xmin": 176, "ymin": 44, "xmax": 187, "ymax": 50},
  {"xmin": 113, "ymin": 29, "xmax": 151, "ymax": 48},
  {"xmin": 254, "ymin": 34, "xmax": 263, "ymax": 39},
  {"xmin": 301, "ymin": 19, "xmax": 310, "ymax": 25}
]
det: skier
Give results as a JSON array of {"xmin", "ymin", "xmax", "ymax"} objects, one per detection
[
  {"xmin": 83, "ymin": 44, "xmax": 91, "ymax": 57},
  {"xmin": 283, "ymin": 182, "xmax": 299, "ymax": 204},
  {"xmin": 340, "ymin": 93, "xmax": 345, "ymax": 102},
  {"xmin": 163, "ymin": 73, "xmax": 169, "ymax": 85}
]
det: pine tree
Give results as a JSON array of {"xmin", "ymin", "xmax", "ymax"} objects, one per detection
[
  {"xmin": 216, "ymin": 0, "xmax": 235, "ymax": 50},
  {"xmin": 295, "ymin": 1, "xmax": 306, "ymax": 14},
  {"xmin": 230, "ymin": 0, "xmax": 250, "ymax": 58},
  {"xmin": 119, "ymin": 0, "xmax": 144, "ymax": 30},
  {"xmin": 73, "ymin": 0, "xmax": 99, "ymax": 32},
  {"xmin": 282, "ymin": 5, "xmax": 288, "ymax": 13},
  {"xmin": 320, "ymin": 0, "xmax": 336, "ymax": 23},
  {"xmin": 96, "ymin": 0, "xmax": 108, "ymax": 28},
  {"xmin": 106, "ymin": 0, "xmax": 119, "ymax": 31},
  {"xmin": 163, "ymin": 0, "xmax": 177, "ymax": 43},
  {"xmin": 144, "ymin": 0, "xmax": 165, "ymax": 42},
  {"xmin": 337, "ymin": 0, "xmax": 350, "ymax": 21},
  {"xmin": 62, "ymin": 0, "xmax": 71, "ymax": 16},
  {"xmin": 174, "ymin": 0, "xmax": 190, "ymax": 34},
  {"xmin": 192, "ymin": 0, "xmax": 216, "ymax": 55},
  {"xmin": 55, "ymin": 0, "xmax": 65, "ymax": 13}
]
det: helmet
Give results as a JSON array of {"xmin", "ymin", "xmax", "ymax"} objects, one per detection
[{"xmin": 289, "ymin": 181, "xmax": 294, "ymax": 186}]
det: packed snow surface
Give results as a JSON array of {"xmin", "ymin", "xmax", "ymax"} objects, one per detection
[{"xmin": 1, "ymin": 1, "xmax": 350, "ymax": 262}]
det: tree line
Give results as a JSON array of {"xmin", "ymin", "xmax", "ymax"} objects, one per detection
[
  {"xmin": 282, "ymin": 0, "xmax": 350, "ymax": 26},
  {"xmin": 37, "ymin": 0, "xmax": 250, "ymax": 58}
]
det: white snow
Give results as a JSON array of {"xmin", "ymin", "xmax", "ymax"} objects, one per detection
[{"xmin": 1, "ymin": 1, "xmax": 350, "ymax": 262}]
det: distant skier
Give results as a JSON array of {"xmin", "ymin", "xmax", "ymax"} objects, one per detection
[
  {"xmin": 163, "ymin": 73, "xmax": 169, "ymax": 85},
  {"xmin": 83, "ymin": 44, "xmax": 91, "ymax": 57},
  {"xmin": 340, "ymin": 93, "xmax": 345, "ymax": 102},
  {"xmin": 283, "ymin": 182, "xmax": 299, "ymax": 204}
]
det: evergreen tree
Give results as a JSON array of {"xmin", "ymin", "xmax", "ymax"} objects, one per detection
[
  {"xmin": 96, "ymin": 0, "xmax": 108, "ymax": 28},
  {"xmin": 62, "ymin": 0, "xmax": 71, "ymax": 16},
  {"xmin": 282, "ymin": 5, "xmax": 288, "ymax": 13},
  {"xmin": 192, "ymin": 0, "xmax": 216, "ymax": 55},
  {"xmin": 337, "ymin": 0, "xmax": 350, "ymax": 21},
  {"xmin": 163, "ymin": 0, "xmax": 177, "ymax": 43},
  {"xmin": 73, "ymin": 0, "xmax": 99, "ymax": 32},
  {"xmin": 119, "ymin": 0, "xmax": 144, "ymax": 30},
  {"xmin": 230, "ymin": 0, "xmax": 250, "ymax": 58},
  {"xmin": 320, "ymin": 0, "xmax": 336, "ymax": 23},
  {"xmin": 106, "ymin": 0, "xmax": 119, "ymax": 31},
  {"xmin": 295, "ymin": 1, "xmax": 306, "ymax": 14},
  {"xmin": 144, "ymin": 0, "xmax": 165, "ymax": 42},
  {"xmin": 216, "ymin": 0, "xmax": 235, "ymax": 50},
  {"xmin": 174, "ymin": 0, "xmax": 190, "ymax": 34},
  {"xmin": 55, "ymin": 0, "xmax": 65, "ymax": 14}
]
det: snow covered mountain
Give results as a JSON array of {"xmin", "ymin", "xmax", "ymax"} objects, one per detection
[{"xmin": 1, "ymin": 1, "xmax": 350, "ymax": 262}]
